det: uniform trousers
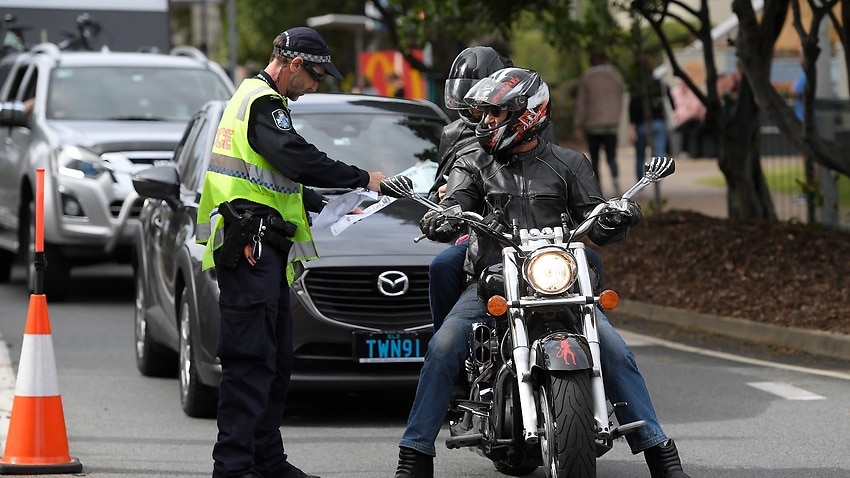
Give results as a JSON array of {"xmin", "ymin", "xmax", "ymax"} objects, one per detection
[{"xmin": 213, "ymin": 245, "xmax": 296, "ymax": 478}]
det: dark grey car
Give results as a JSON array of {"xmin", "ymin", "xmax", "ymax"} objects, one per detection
[{"xmin": 131, "ymin": 94, "xmax": 450, "ymax": 417}]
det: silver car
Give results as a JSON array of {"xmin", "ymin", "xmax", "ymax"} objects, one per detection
[
  {"xmin": 0, "ymin": 43, "xmax": 235, "ymax": 300},
  {"xmin": 131, "ymin": 95, "xmax": 450, "ymax": 417}
]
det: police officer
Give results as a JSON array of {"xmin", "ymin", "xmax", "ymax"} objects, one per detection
[{"xmin": 196, "ymin": 26, "xmax": 385, "ymax": 478}]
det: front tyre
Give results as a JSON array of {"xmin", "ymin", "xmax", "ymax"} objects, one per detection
[
  {"xmin": 0, "ymin": 250, "xmax": 14, "ymax": 282},
  {"xmin": 178, "ymin": 289, "xmax": 218, "ymax": 418},
  {"xmin": 134, "ymin": 267, "xmax": 176, "ymax": 377},
  {"xmin": 539, "ymin": 371, "xmax": 595, "ymax": 478}
]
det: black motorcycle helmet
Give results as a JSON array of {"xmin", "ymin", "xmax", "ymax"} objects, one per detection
[
  {"xmin": 444, "ymin": 46, "xmax": 513, "ymax": 125},
  {"xmin": 464, "ymin": 67, "xmax": 551, "ymax": 155}
]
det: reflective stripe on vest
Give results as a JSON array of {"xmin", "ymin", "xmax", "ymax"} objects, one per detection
[{"xmin": 196, "ymin": 78, "xmax": 318, "ymax": 282}]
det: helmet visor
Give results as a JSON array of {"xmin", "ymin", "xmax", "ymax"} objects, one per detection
[{"xmin": 444, "ymin": 78, "xmax": 478, "ymax": 110}]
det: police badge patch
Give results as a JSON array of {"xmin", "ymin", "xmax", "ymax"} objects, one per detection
[{"xmin": 271, "ymin": 109, "xmax": 292, "ymax": 130}]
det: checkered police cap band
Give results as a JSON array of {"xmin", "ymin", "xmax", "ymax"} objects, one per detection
[
  {"xmin": 273, "ymin": 45, "xmax": 332, "ymax": 64},
  {"xmin": 273, "ymin": 26, "xmax": 342, "ymax": 80}
]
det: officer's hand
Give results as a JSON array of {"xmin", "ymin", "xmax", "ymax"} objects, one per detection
[
  {"xmin": 419, "ymin": 210, "xmax": 459, "ymax": 242},
  {"xmin": 366, "ymin": 171, "xmax": 386, "ymax": 192},
  {"xmin": 599, "ymin": 199, "xmax": 642, "ymax": 228}
]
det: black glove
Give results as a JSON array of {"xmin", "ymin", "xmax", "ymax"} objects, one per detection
[
  {"xmin": 419, "ymin": 210, "xmax": 459, "ymax": 242},
  {"xmin": 599, "ymin": 199, "xmax": 642, "ymax": 229}
]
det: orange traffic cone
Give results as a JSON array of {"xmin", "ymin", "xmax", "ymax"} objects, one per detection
[{"xmin": 0, "ymin": 294, "xmax": 83, "ymax": 474}]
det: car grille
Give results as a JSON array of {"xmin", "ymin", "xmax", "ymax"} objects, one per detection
[
  {"xmin": 302, "ymin": 266, "xmax": 431, "ymax": 329},
  {"xmin": 109, "ymin": 197, "xmax": 145, "ymax": 218}
]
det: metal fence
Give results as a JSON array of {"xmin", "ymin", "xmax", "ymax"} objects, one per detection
[{"xmin": 760, "ymin": 99, "xmax": 849, "ymax": 229}]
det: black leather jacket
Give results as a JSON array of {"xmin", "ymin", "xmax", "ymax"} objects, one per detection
[
  {"xmin": 428, "ymin": 119, "xmax": 558, "ymax": 204},
  {"xmin": 440, "ymin": 138, "xmax": 630, "ymax": 280},
  {"xmin": 427, "ymin": 118, "xmax": 479, "ymax": 203}
]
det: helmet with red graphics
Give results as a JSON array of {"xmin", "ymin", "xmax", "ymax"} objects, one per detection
[{"xmin": 464, "ymin": 67, "xmax": 550, "ymax": 155}]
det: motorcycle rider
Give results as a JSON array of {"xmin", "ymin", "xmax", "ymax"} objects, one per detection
[
  {"xmin": 394, "ymin": 68, "xmax": 690, "ymax": 478},
  {"xmin": 428, "ymin": 46, "xmax": 596, "ymax": 331}
]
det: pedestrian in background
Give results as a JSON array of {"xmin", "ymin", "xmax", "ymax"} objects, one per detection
[
  {"xmin": 790, "ymin": 48, "xmax": 806, "ymax": 121},
  {"xmin": 196, "ymin": 26, "xmax": 385, "ymax": 478},
  {"xmin": 670, "ymin": 75, "xmax": 707, "ymax": 158},
  {"xmin": 573, "ymin": 50, "xmax": 625, "ymax": 192},
  {"xmin": 629, "ymin": 57, "xmax": 671, "ymax": 181},
  {"xmin": 388, "ymin": 72, "xmax": 405, "ymax": 98}
]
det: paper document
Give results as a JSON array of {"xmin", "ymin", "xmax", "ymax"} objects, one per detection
[{"xmin": 311, "ymin": 189, "xmax": 396, "ymax": 236}]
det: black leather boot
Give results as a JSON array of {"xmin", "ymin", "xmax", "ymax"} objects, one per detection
[
  {"xmin": 644, "ymin": 439, "xmax": 691, "ymax": 478},
  {"xmin": 394, "ymin": 446, "xmax": 434, "ymax": 478}
]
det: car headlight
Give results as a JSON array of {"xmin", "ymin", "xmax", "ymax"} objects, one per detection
[
  {"xmin": 523, "ymin": 246, "xmax": 577, "ymax": 295},
  {"xmin": 57, "ymin": 145, "xmax": 109, "ymax": 179}
]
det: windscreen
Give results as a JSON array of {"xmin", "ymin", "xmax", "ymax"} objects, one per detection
[
  {"xmin": 292, "ymin": 112, "xmax": 444, "ymax": 194},
  {"xmin": 47, "ymin": 66, "xmax": 233, "ymax": 121}
]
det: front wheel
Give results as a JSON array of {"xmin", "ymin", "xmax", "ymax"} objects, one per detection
[
  {"xmin": 0, "ymin": 249, "xmax": 14, "ymax": 283},
  {"xmin": 134, "ymin": 267, "xmax": 176, "ymax": 377},
  {"xmin": 538, "ymin": 371, "xmax": 595, "ymax": 478},
  {"xmin": 178, "ymin": 289, "xmax": 218, "ymax": 418}
]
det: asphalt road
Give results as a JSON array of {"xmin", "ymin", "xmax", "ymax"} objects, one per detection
[{"xmin": 1, "ymin": 263, "xmax": 849, "ymax": 477}]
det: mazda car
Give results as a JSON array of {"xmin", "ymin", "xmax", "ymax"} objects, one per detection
[{"xmin": 130, "ymin": 94, "xmax": 450, "ymax": 417}]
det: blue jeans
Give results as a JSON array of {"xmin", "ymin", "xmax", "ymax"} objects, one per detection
[
  {"xmin": 400, "ymin": 284, "xmax": 667, "ymax": 456},
  {"xmin": 634, "ymin": 119, "xmax": 668, "ymax": 181},
  {"xmin": 428, "ymin": 241, "xmax": 469, "ymax": 331}
]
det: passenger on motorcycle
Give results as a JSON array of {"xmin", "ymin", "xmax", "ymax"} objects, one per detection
[
  {"xmin": 427, "ymin": 45, "xmax": 515, "ymax": 331},
  {"xmin": 394, "ymin": 68, "xmax": 690, "ymax": 478}
]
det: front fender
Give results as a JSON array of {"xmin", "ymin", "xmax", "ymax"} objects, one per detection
[{"xmin": 530, "ymin": 333, "xmax": 592, "ymax": 373}]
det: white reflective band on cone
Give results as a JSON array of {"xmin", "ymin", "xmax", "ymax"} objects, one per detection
[{"xmin": 14, "ymin": 334, "xmax": 60, "ymax": 397}]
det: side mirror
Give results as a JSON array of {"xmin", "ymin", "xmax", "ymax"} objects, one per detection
[
  {"xmin": 132, "ymin": 165, "xmax": 181, "ymax": 209},
  {"xmin": 0, "ymin": 100, "xmax": 27, "ymax": 127},
  {"xmin": 643, "ymin": 156, "xmax": 676, "ymax": 181},
  {"xmin": 379, "ymin": 175, "xmax": 415, "ymax": 199}
]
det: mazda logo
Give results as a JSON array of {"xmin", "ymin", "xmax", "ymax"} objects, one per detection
[{"xmin": 377, "ymin": 271, "xmax": 409, "ymax": 297}]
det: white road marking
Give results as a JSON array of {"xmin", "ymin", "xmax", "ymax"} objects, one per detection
[
  {"xmin": 747, "ymin": 381, "xmax": 827, "ymax": 400},
  {"xmin": 623, "ymin": 330, "xmax": 850, "ymax": 382}
]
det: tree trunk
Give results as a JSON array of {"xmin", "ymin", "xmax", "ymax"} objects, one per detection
[{"xmin": 719, "ymin": 76, "xmax": 777, "ymax": 220}]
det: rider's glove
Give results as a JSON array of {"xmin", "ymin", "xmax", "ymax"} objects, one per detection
[
  {"xmin": 420, "ymin": 210, "xmax": 460, "ymax": 242},
  {"xmin": 599, "ymin": 199, "xmax": 642, "ymax": 229}
]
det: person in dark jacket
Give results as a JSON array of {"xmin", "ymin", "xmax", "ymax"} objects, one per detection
[
  {"xmin": 394, "ymin": 68, "xmax": 690, "ymax": 478},
  {"xmin": 425, "ymin": 46, "xmax": 513, "ymax": 331},
  {"xmin": 628, "ymin": 57, "xmax": 672, "ymax": 181}
]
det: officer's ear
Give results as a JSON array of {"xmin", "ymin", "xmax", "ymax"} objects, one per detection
[{"xmin": 288, "ymin": 57, "xmax": 304, "ymax": 72}]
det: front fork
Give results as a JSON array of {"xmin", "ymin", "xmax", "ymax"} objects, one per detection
[{"xmin": 506, "ymin": 247, "xmax": 610, "ymax": 446}]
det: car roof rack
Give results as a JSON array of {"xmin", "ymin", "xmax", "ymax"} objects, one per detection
[
  {"xmin": 169, "ymin": 45, "xmax": 208, "ymax": 61},
  {"xmin": 29, "ymin": 42, "xmax": 61, "ymax": 60}
]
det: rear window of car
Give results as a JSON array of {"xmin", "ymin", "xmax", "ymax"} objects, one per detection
[{"xmin": 46, "ymin": 66, "xmax": 232, "ymax": 121}]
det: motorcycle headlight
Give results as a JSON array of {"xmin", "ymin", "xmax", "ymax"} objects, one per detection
[
  {"xmin": 523, "ymin": 246, "xmax": 577, "ymax": 295},
  {"xmin": 57, "ymin": 145, "xmax": 108, "ymax": 179}
]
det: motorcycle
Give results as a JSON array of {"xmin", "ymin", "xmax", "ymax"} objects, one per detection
[{"xmin": 380, "ymin": 156, "xmax": 676, "ymax": 477}]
